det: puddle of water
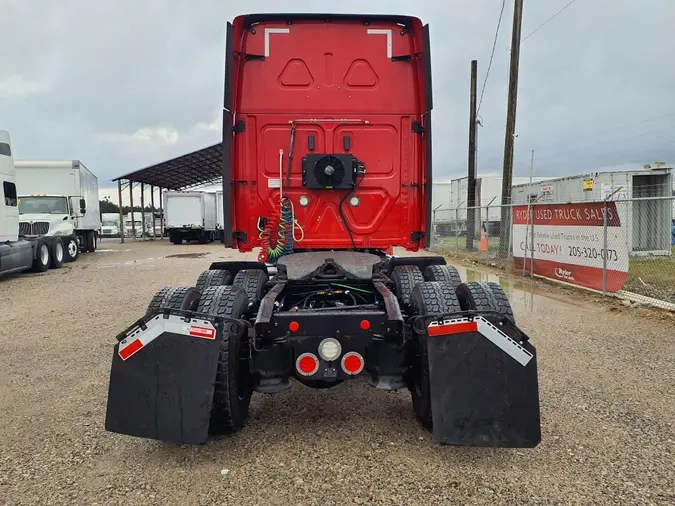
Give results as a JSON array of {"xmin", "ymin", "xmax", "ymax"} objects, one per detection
[
  {"xmin": 452, "ymin": 264, "xmax": 586, "ymax": 317},
  {"xmin": 165, "ymin": 252, "xmax": 209, "ymax": 259},
  {"xmin": 97, "ymin": 257, "xmax": 159, "ymax": 268}
]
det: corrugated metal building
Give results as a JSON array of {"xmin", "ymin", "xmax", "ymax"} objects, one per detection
[{"xmin": 432, "ymin": 176, "xmax": 548, "ymax": 235}]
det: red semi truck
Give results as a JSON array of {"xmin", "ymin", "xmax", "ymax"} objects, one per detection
[{"xmin": 105, "ymin": 13, "xmax": 541, "ymax": 447}]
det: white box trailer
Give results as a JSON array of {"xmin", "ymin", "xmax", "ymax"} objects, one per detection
[
  {"xmin": 15, "ymin": 159, "xmax": 101, "ymax": 253},
  {"xmin": 163, "ymin": 191, "xmax": 217, "ymax": 244},
  {"xmin": 511, "ymin": 168, "xmax": 673, "ymax": 255}
]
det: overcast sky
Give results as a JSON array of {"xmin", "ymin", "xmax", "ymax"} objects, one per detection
[{"xmin": 1, "ymin": 0, "xmax": 674, "ymax": 204}]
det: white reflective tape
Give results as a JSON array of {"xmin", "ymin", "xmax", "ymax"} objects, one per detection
[
  {"xmin": 427, "ymin": 316, "xmax": 533, "ymax": 367},
  {"xmin": 118, "ymin": 314, "xmax": 217, "ymax": 359},
  {"xmin": 264, "ymin": 28, "xmax": 290, "ymax": 57},
  {"xmin": 367, "ymin": 29, "xmax": 393, "ymax": 58},
  {"xmin": 474, "ymin": 316, "xmax": 533, "ymax": 367}
]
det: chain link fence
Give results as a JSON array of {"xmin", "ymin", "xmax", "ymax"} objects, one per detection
[{"xmin": 431, "ymin": 195, "xmax": 675, "ymax": 308}]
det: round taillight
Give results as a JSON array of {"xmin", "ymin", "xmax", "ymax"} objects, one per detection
[
  {"xmin": 289, "ymin": 321, "xmax": 300, "ymax": 332},
  {"xmin": 296, "ymin": 353, "xmax": 319, "ymax": 376},
  {"xmin": 318, "ymin": 338, "xmax": 342, "ymax": 361},
  {"xmin": 360, "ymin": 319, "xmax": 371, "ymax": 330},
  {"xmin": 341, "ymin": 352, "xmax": 364, "ymax": 375}
]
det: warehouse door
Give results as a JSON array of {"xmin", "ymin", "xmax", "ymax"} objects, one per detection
[{"xmin": 632, "ymin": 174, "xmax": 670, "ymax": 253}]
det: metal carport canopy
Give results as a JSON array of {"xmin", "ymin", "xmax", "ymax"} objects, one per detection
[{"xmin": 113, "ymin": 143, "xmax": 223, "ymax": 190}]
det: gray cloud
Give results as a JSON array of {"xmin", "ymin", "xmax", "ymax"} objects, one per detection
[{"xmin": 1, "ymin": 0, "xmax": 674, "ymax": 197}]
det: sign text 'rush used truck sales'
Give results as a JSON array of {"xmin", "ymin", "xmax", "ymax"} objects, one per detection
[{"xmin": 512, "ymin": 202, "xmax": 629, "ymax": 292}]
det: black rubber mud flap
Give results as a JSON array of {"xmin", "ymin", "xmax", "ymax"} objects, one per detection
[
  {"xmin": 425, "ymin": 316, "xmax": 541, "ymax": 447},
  {"xmin": 104, "ymin": 313, "xmax": 224, "ymax": 445}
]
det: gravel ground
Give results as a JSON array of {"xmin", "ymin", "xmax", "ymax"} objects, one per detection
[{"xmin": 1, "ymin": 240, "xmax": 674, "ymax": 506}]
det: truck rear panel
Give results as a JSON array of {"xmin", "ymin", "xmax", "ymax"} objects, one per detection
[{"xmin": 223, "ymin": 14, "xmax": 433, "ymax": 252}]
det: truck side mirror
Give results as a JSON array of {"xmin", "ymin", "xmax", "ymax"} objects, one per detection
[{"xmin": 80, "ymin": 198, "xmax": 86, "ymax": 215}]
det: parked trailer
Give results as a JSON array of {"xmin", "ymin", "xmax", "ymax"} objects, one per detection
[
  {"xmin": 0, "ymin": 131, "xmax": 73, "ymax": 277},
  {"xmin": 105, "ymin": 14, "xmax": 541, "ymax": 448},
  {"xmin": 15, "ymin": 159, "xmax": 101, "ymax": 255},
  {"xmin": 512, "ymin": 168, "xmax": 673, "ymax": 256},
  {"xmin": 163, "ymin": 191, "xmax": 218, "ymax": 244}
]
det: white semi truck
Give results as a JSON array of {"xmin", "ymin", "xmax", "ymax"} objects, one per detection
[
  {"xmin": 163, "ymin": 191, "xmax": 218, "ymax": 244},
  {"xmin": 101, "ymin": 213, "xmax": 121, "ymax": 238},
  {"xmin": 0, "ymin": 130, "xmax": 75, "ymax": 277},
  {"xmin": 15, "ymin": 160, "xmax": 101, "ymax": 255}
]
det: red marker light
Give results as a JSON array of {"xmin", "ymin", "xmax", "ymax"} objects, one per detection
[
  {"xmin": 289, "ymin": 321, "xmax": 300, "ymax": 332},
  {"xmin": 341, "ymin": 352, "xmax": 365, "ymax": 375},
  {"xmin": 296, "ymin": 353, "xmax": 319, "ymax": 376},
  {"xmin": 360, "ymin": 319, "xmax": 371, "ymax": 330}
]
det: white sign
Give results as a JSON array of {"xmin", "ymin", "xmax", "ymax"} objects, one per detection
[
  {"xmin": 268, "ymin": 178, "xmax": 281, "ymax": 189},
  {"xmin": 511, "ymin": 203, "xmax": 629, "ymax": 292},
  {"xmin": 539, "ymin": 183, "xmax": 554, "ymax": 201}
]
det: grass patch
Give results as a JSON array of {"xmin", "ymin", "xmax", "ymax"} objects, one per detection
[
  {"xmin": 625, "ymin": 247, "xmax": 675, "ymax": 302},
  {"xmin": 433, "ymin": 235, "xmax": 502, "ymax": 252}
]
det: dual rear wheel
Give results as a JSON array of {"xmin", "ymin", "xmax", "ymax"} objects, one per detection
[
  {"xmin": 144, "ymin": 262, "xmax": 514, "ymax": 435},
  {"xmin": 392, "ymin": 264, "xmax": 514, "ymax": 428},
  {"xmin": 146, "ymin": 267, "xmax": 268, "ymax": 434}
]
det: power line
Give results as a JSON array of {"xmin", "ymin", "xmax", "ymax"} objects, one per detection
[
  {"xmin": 477, "ymin": 0, "xmax": 506, "ymax": 115},
  {"xmin": 513, "ymin": 138, "xmax": 675, "ymax": 173},
  {"xmin": 521, "ymin": 0, "xmax": 578, "ymax": 43},
  {"xmin": 479, "ymin": 113, "xmax": 675, "ymax": 168},
  {"xmin": 482, "ymin": 127, "xmax": 675, "ymax": 175},
  {"xmin": 532, "ymin": 111, "xmax": 675, "ymax": 151},
  {"xmin": 530, "ymin": 124, "xmax": 675, "ymax": 162}
]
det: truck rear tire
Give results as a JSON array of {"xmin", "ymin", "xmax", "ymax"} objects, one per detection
[
  {"xmin": 32, "ymin": 239, "xmax": 51, "ymax": 273},
  {"xmin": 195, "ymin": 269, "xmax": 233, "ymax": 293},
  {"xmin": 232, "ymin": 269, "xmax": 268, "ymax": 305},
  {"xmin": 456, "ymin": 281, "xmax": 515, "ymax": 323},
  {"xmin": 64, "ymin": 236, "xmax": 79, "ymax": 262},
  {"xmin": 408, "ymin": 281, "xmax": 461, "ymax": 429},
  {"xmin": 423, "ymin": 264, "xmax": 462, "ymax": 289},
  {"xmin": 50, "ymin": 237, "xmax": 65, "ymax": 269},
  {"xmin": 145, "ymin": 287, "xmax": 201, "ymax": 317},
  {"xmin": 196, "ymin": 286, "xmax": 252, "ymax": 434},
  {"xmin": 86, "ymin": 231, "xmax": 97, "ymax": 252},
  {"xmin": 170, "ymin": 232, "xmax": 182, "ymax": 245},
  {"xmin": 391, "ymin": 265, "xmax": 424, "ymax": 305}
]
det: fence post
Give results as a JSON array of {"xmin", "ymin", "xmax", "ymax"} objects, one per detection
[
  {"xmin": 602, "ymin": 200, "xmax": 608, "ymax": 296},
  {"xmin": 530, "ymin": 203, "xmax": 535, "ymax": 277},
  {"xmin": 506, "ymin": 204, "xmax": 513, "ymax": 259},
  {"xmin": 508, "ymin": 206, "xmax": 513, "ymax": 258},
  {"xmin": 485, "ymin": 204, "xmax": 489, "ymax": 251},
  {"xmin": 455, "ymin": 207, "xmax": 460, "ymax": 252}
]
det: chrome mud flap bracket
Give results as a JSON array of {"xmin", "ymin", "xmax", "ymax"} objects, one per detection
[
  {"xmin": 104, "ymin": 311, "xmax": 225, "ymax": 445},
  {"xmin": 426, "ymin": 315, "xmax": 541, "ymax": 448}
]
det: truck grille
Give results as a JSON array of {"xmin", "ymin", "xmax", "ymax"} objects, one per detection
[{"xmin": 19, "ymin": 221, "xmax": 50, "ymax": 236}]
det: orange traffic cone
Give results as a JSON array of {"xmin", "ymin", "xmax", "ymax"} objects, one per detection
[{"xmin": 480, "ymin": 224, "xmax": 488, "ymax": 252}]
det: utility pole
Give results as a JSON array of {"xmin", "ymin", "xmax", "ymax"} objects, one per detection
[
  {"xmin": 499, "ymin": 0, "xmax": 524, "ymax": 256},
  {"xmin": 466, "ymin": 60, "xmax": 478, "ymax": 250}
]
